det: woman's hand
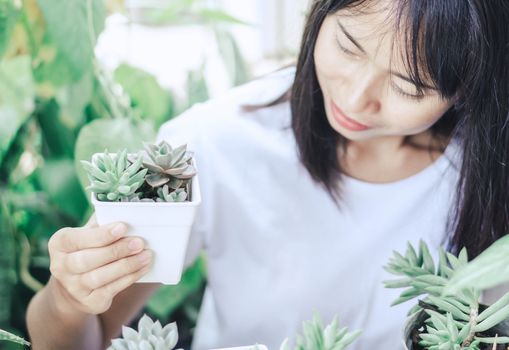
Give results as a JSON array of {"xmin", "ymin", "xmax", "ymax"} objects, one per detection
[{"xmin": 47, "ymin": 214, "xmax": 153, "ymax": 315}]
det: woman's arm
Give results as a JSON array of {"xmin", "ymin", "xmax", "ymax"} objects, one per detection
[{"xmin": 26, "ymin": 276, "xmax": 160, "ymax": 349}]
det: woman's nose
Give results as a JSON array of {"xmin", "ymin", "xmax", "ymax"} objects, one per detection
[{"xmin": 342, "ymin": 71, "xmax": 382, "ymax": 115}]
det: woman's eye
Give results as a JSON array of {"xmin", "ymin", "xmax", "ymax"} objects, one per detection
[
  {"xmin": 392, "ymin": 83, "xmax": 426, "ymax": 101},
  {"xmin": 335, "ymin": 37, "xmax": 359, "ymax": 58}
]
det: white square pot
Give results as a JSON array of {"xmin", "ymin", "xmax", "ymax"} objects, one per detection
[{"xmin": 90, "ymin": 155, "xmax": 201, "ymax": 285}]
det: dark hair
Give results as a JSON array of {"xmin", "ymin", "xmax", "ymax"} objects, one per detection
[{"xmin": 286, "ymin": 0, "xmax": 509, "ymax": 258}]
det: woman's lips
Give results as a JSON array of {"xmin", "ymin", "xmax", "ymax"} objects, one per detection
[{"xmin": 331, "ymin": 101, "xmax": 371, "ymax": 131}]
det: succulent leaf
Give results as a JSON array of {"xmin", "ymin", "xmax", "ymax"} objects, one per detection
[
  {"xmin": 141, "ymin": 140, "xmax": 196, "ymax": 188},
  {"xmin": 156, "ymin": 186, "xmax": 188, "ymax": 202},
  {"xmin": 82, "ymin": 150, "xmax": 147, "ymax": 202}
]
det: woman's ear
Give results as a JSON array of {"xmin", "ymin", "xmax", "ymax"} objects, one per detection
[
  {"xmin": 447, "ymin": 92, "xmax": 461, "ymax": 111},
  {"xmin": 452, "ymin": 92, "xmax": 461, "ymax": 104}
]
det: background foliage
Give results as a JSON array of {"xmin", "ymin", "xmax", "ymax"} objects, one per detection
[{"xmin": 0, "ymin": 0, "xmax": 250, "ymax": 348}]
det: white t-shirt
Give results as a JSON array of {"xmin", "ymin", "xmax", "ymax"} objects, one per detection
[{"xmin": 155, "ymin": 67, "xmax": 462, "ymax": 350}]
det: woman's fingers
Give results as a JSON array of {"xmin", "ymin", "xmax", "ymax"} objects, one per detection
[
  {"xmin": 65, "ymin": 237, "xmax": 146, "ymax": 274},
  {"xmin": 79, "ymin": 250, "xmax": 153, "ymax": 290},
  {"xmin": 50, "ymin": 222, "xmax": 128, "ymax": 253},
  {"xmin": 70, "ymin": 264, "xmax": 152, "ymax": 315}
]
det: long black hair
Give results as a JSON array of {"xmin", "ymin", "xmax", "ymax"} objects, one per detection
[{"xmin": 288, "ymin": 0, "xmax": 509, "ymax": 258}]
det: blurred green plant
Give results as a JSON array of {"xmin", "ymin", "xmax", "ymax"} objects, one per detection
[
  {"xmin": 0, "ymin": 0, "xmax": 250, "ymax": 347},
  {"xmin": 125, "ymin": 0, "xmax": 252, "ymax": 87},
  {"xmin": 0, "ymin": 328, "xmax": 30, "ymax": 347}
]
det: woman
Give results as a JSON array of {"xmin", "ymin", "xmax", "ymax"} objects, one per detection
[{"xmin": 26, "ymin": 1, "xmax": 509, "ymax": 349}]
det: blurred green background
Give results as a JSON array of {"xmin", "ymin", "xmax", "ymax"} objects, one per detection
[{"xmin": 0, "ymin": 0, "xmax": 251, "ymax": 348}]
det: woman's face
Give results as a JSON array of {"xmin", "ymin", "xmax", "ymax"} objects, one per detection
[{"xmin": 314, "ymin": 6, "xmax": 454, "ymax": 142}]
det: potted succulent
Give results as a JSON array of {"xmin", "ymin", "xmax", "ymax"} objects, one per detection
[
  {"xmin": 384, "ymin": 240, "xmax": 509, "ymax": 350},
  {"xmin": 81, "ymin": 140, "xmax": 201, "ymax": 284},
  {"xmin": 107, "ymin": 313, "xmax": 361, "ymax": 350}
]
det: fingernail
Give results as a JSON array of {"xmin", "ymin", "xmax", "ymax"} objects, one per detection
[
  {"xmin": 111, "ymin": 223, "xmax": 127, "ymax": 237},
  {"xmin": 128, "ymin": 239, "xmax": 143, "ymax": 251}
]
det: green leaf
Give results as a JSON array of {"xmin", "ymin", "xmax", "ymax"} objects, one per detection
[
  {"xmin": 213, "ymin": 27, "xmax": 251, "ymax": 87},
  {"xmin": 383, "ymin": 278, "xmax": 413, "ymax": 289},
  {"xmin": 426, "ymin": 296, "xmax": 470, "ymax": 322},
  {"xmin": 0, "ymin": 199, "xmax": 17, "ymax": 327},
  {"xmin": 0, "ymin": 0, "xmax": 20, "ymax": 59},
  {"xmin": 0, "ymin": 328, "xmax": 30, "ymax": 346},
  {"xmin": 35, "ymin": 0, "xmax": 106, "ymax": 81},
  {"xmin": 477, "ymin": 291, "xmax": 509, "ymax": 323},
  {"xmin": 457, "ymin": 322, "xmax": 472, "ymax": 343},
  {"xmin": 419, "ymin": 240, "xmax": 435, "ymax": 275},
  {"xmin": 140, "ymin": 5, "xmax": 245, "ymax": 27},
  {"xmin": 36, "ymin": 158, "xmax": 88, "ymax": 221},
  {"xmin": 146, "ymin": 256, "xmax": 205, "ymax": 319},
  {"xmin": 55, "ymin": 71, "xmax": 93, "ymax": 129},
  {"xmin": 414, "ymin": 275, "xmax": 447, "ymax": 287},
  {"xmin": 114, "ymin": 64, "xmax": 175, "ymax": 128},
  {"xmin": 0, "ymin": 118, "xmax": 31, "ymax": 184},
  {"xmin": 0, "ymin": 55, "xmax": 35, "ymax": 165},
  {"xmin": 184, "ymin": 63, "xmax": 209, "ymax": 109},
  {"xmin": 74, "ymin": 118, "xmax": 156, "ymax": 197},
  {"xmin": 35, "ymin": 99, "xmax": 75, "ymax": 158},
  {"xmin": 198, "ymin": 8, "xmax": 251, "ymax": 26},
  {"xmin": 476, "ymin": 336, "xmax": 509, "ymax": 344},
  {"xmin": 444, "ymin": 234, "xmax": 509, "ymax": 294},
  {"xmin": 474, "ymin": 303, "xmax": 509, "ymax": 333},
  {"xmin": 32, "ymin": 38, "xmax": 85, "ymax": 87},
  {"xmin": 406, "ymin": 241, "xmax": 419, "ymax": 266},
  {"xmin": 147, "ymin": 0, "xmax": 203, "ymax": 25}
]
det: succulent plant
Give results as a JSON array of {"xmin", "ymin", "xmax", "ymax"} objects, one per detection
[
  {"xmin": 107, "ymin": 314, "xmax": 180, "ymax": 350},
  {"xmin": 279, "ymin": 313, "xmax": 361, "ymax": 350},
  {"xmin": 81, "ymin": 149, "xmax": 148, "ymax": 202},
  {"xmin": 133, "ymin": 141, "xmax": 196, "ymax": 188},
  {"xmin": 111, "ymin": 313, "xmax": 359, "ymax": 350},
  {"xmin": 156, "ymin": 186, "xmax": 188, "ymax": 202},
  {"xmin": 384, "ymin": 240, "xmax": 509, "ymax": 350}
]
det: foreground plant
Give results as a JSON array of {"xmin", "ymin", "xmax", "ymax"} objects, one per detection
[
  {"xmin": 108, "ymin": 314, "xmax": 179, "ymax": 350},
  {"xmin": 279, "ymin": 313, "xmax": 361, "ymax": 350},
  {"xmin": 111, "ymin": 313, "xmax": 360, "ymax": 350},
  {"xmin": 445, "ymin": 234, "xmax": 509, "ymax": 294},
  {"xmin": 0, "ymin": 328, "xmax": 30, "ymax": 347},
  {"xmin": 384, "ymin": 240, "xmax": 509, "ymax": 350}
]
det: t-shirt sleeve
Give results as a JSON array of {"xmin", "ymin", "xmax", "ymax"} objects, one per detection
[{"xmin": 155, "ymin": 103, "xmax": 211, "ymax": 268}]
